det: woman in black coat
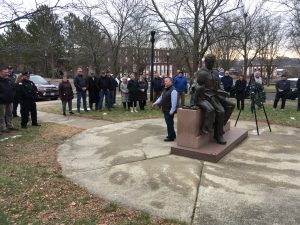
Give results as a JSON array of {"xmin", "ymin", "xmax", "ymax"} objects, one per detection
[
  {"xmin": 137, "ymin": 75, "xmax": 148, "ymax": 110},
  {"xmin": 234, "ymin": 75, "xmax": 247, "ymax": 110},
  {"xmin": 127, "ymin": 72, "xmax": 139, "ymax": 112},
  {"xmin": 87, "ymin": 72, "xmax": 99, "ymax": 110}
]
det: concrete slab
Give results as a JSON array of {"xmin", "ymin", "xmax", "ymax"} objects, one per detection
[
  {"xmin": 37, "ymin": 111, "xmax": 113, "ymax": 129},
  {"xmin": 68, "ymin": 155, "xmax": 202, "ymax": 223},
  {"xmin": 193, "ymin": 125, "xmax": 300, "ymax": 225}
]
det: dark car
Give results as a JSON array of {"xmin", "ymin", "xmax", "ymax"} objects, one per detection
[{"xmin": 29, "ymin": 75, "xmax": 59, "ymax": 100}]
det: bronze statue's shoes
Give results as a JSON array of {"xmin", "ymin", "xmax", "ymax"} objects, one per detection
[
  {"xmin": 200, "ymin": 128, "xmax": 209, "ymax": 135},
  {"xmin": 216, "ymin": 136, "xmax": 227, "ymax": 145}
]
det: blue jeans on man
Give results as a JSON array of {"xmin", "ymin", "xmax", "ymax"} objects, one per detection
[
  {"xmin": 163, "ymin": 111, "xmax": 176, "ymax": 140},
  {"xmin": 76, "ymin": 91, "xmax": 88, "ymax": 112},
  {"xmin": 98, "ymin": 89, "xmax": 111, "ymax": 111}
]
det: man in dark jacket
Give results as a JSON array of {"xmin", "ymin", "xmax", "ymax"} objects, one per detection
[
  {"xmin": 97, "ymin": 71, "xmax": 112, "ymax": 111},
  {"xmin": 74, "ymin": 67, "xmax": 88, "ymax": 113},
  {"xmin": 152, "ymin": 77, "xmax": 178, "ymax": 142},
  {"xmin": 17, "ymin": 72, "xmax": 40, "ymax": 128},
  {"xmin": 221, "ymin": 71, "xmax": 233, "ymax": 93},
  {"xmin": 7, "ymin": 66, "xmax": 19, "ymax": 117},
  {"xmin": 0, "ymin": 65, "xmax": 17, "ymax": 134},
  {"xmin": 273, "ymin": 74, "xmax": 290, "ymax": 110},
  {"xmin": 151, "ymin": 72, "xmax": 163, "ymax": 102}
]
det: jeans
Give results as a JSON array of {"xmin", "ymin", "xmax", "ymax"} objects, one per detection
[
  {"xmin": 98, "ymin": 89, "xmax": 111, "ymax": 110},
  {"xmin": 76, "ymin": 91, "xmax": 87, "ymax": 112},
  {"xmin": 163, "ymin": 111, "xmax": 176, "ymax": 140},
  {"xmin": 62, "ymin": 99, "xmax": 73, "ymax": 113}
]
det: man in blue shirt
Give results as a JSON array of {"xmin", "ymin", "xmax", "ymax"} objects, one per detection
[
  {"xmin": 152, "ymin": 77, "xmax": 178, "ymax": 142},
  {"xmin": 273, "ymin": 74, "xmax": 290, "ymax": 110},
  {"xmin": 173, "ymin": 70, "xmax": 187, "ymax": 107}
]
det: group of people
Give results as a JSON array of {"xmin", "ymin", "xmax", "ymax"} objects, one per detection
[{"xmin": 0, "ymin": 65, "xmax": 41, "ymax": 134}]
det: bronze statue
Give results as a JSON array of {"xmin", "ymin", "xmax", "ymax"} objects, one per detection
[{"xmin": 195, "ymin": 54, "xmax": 235, "ymax": 144}]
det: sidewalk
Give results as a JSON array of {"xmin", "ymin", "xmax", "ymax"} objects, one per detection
[{"xmin": 38, "ymin": 111, "xmax": 300, "ymax": 225}]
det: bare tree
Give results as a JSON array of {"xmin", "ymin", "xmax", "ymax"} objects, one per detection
[
  {"xmin": 64, "ymin": 13, "xmax": 108, "ymax": 68},
  {"xmin": 0, "ymin": 0, "xmax": 62, "ymax": 29},
  {"xmin": 150, "ymin": 0, "xmax": 241, "ymax": 77},
  {"xmin": 209, "ymin": 15, "xmax": 240, "ymax": 71},
  {"xmin": 256, "ymin": 16, "xmax": 283, "ymax": 85}
]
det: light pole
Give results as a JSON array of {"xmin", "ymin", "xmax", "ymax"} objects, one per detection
[
  {"xmin": 150, "ymin": 30, "xmax": 156, "ymax": 102},
  {"xmin": 166, "ymin": 51, "xmax": 170, "ymax": 76},
  {"xmin": 44, "ymin": 51, "xmax": 48, "ymax": 77}
]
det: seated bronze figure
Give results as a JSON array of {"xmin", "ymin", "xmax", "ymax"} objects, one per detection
[{"xmin": 194, "ymin": 54, "xmax": 235, "ymax": 144}]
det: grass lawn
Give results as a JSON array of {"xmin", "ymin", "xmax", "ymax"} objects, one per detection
[
  {"xmin": 39, "ymin": 102, "xmax": 163, "ymax": 122},
  {"xmin": 230, "ymin": 99, "xmax": 300, "ymax": 128},
  {"xmin": 0, "ymin": 119, "xmax": 185, "ymax": 225},
  {"xmin": 39, "ymin": 97, "xmax": 300, "ymax": 128}
]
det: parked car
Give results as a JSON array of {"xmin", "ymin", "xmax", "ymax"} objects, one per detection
[
  {"xmin": 29, "ymin": 74, "xmax": 59, "ymax": 100},
  {"xmin": 286, "ymin": 78, "xmax": 298, "ymax": 100}
]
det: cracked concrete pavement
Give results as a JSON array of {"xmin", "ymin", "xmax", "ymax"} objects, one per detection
[{"xmin": 37, "ymin": 110, "xmax": 300, "ymax": 225}]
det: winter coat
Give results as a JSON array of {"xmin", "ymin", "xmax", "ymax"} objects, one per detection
[
  {"xmin": 137, "ymin": 80, "xmax": 148, "ymax": 101},
  {"xmin": 173, "ymin": 75, "xmax": 188, "ymax": 93},
  {"xmin": 234, "ymin": 79, "xmax": 247, "ymax": 100},
  {"xmin": 17, "ymin": 79, "xmax": 38, "ymax": 102},
  {"xmin": 151, "ymin": 77, "xmax": 163, "ymax": 92},
  {"xmin": 59, "ymin": 80, "xmax": 74, "ymax": 101},
  {"xmin": 74, "ymin": 75, "xmax": 88, "ymax": 92},
  {"xmin": 0, "ymin": 77, "xmax": 14, "ymax": 104},
  {"xmin": 221, "ymin": 76, "xmax": 233, "ymax": 93},
  {"xmin": 128, "ymin": 79, "xmax": 139, "ymax": 101},
  {"xmin": 120, "ymin": 83, "xmax": 129, "ymax": 103},
  {"xmin": 97, "ymin": 75, "xmax": 111, "ymax": 90},
  {"xmin": 87, "ymin": 76, "xmax": 99, "ymax": 103}
]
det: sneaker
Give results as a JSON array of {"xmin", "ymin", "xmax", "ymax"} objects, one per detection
[
  {"xmin": 130, "ymin": 108, "xmax": 134, "ymax": 113},
  {"xmin": 134, "ymin": 109, "xmax": 138, "ymax": 113},
  {"xmin": 280, "ymin": 108, "xmax": 285, "ymax": 111},
  {"xmin": 32, "ymin": 123, "xmax": 41, "ymax": 126},
  {"xmin": 272, "ymin": 108, "xmax": 276, "ymax": 111},
  {"xmin": 21, "ymin": 125, "xmax": 28, "ymax": 129},
  {"xmin": 69, "ymin": 111, "xmax": 74, "ymax": 115}
]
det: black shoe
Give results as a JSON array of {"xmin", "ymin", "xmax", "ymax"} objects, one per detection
[
  {"xmin": 164, "ymin": 138, "xmax": 174, "ymax": 142},
  {"xmin": 215, "ymin": 136, "xmax": 227, "ymax": 145},
  {"xmin": 13, "ymin": 114, "xmax": 19, "ymax": 118},
  {"xmin": 63, "ymin": 112, "xmax": 66, "ymax": 116},
  {"xmin": 8, "ymin": 127, "xmax": 18, "ymax": 131},
  {"xmin": 69, "ymin": 111, "xmax": 74, "ymax": 115},
  {"xmin": 32, "ymin": 123, "xmax": 41, "ymax": 126},
  {"xmin": 2, "ymin": 129, "xmax": 10, "ymax": 133},
  {"xmin": 21, "ymin": 126, "xmax": 27, "ymax": 129},
  {"xmin": 108, "ymin": 108, "xmax": 111, "ymax": 111}
]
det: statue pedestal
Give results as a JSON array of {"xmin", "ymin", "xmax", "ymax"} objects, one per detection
[{"xmin": 171, "ymin": 108, "xmax": 248, "ymax": 163}]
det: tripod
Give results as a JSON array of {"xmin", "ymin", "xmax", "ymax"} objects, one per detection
[{"xmin": 234, "ymin": 77, "xmax": 271, "ymax": 135}]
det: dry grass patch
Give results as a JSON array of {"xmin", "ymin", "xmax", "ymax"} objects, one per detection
[{"xmin": 0, "ymin": 122, "xmax": 185, "ymax": 225}]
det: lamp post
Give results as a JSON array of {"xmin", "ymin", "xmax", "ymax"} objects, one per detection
[
  {"xmin": 166, "ymin": 51, "xmax": 170, "ymax": 76},
  {"xmin": 44, "ymin": 51, "xmax": 48, "ymax": 77},
  {"xmin": 150, "ymin": 30, "xmax": 156, "ymax": 102}
]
